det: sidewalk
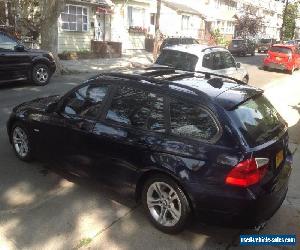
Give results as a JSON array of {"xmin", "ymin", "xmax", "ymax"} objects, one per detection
[{"xmin": 61, "ymin": 50, "xmax": 154, "ymax": 74}]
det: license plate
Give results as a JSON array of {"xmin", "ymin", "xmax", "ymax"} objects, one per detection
[
  {"xmin": 233, "ymin": 44, "xmax": 237, "ymax": 48},
  {"xmin": 276, "ymin": 150, "xmax": 284, "ymax": 168},
  {"xmin": 276, "ymin": 57, "xmax": 281, "ymax": 61}
]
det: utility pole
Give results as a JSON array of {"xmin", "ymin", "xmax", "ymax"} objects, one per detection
[
  {"xmin": 280, "ymin": 0, "xmax": 289, "ymax": 41},
  {"xmin": 153, "ymin": 0, "xmax": 162, "ymax": 60}
]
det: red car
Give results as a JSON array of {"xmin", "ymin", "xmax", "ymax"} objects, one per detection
[{"xmin": 263, "ymin": 44, "xmax": 300, "ymax": 74}]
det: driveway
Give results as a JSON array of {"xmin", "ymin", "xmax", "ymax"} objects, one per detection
[{"xmin": 0, "ymin": 68, "xmax": 299, "ymax": 249}]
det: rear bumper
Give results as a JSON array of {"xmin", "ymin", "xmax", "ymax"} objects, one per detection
[
  {"xmin": 229, "ymin": 48, "xmax": 245, "ymax": 54},
  {"xmin": 263, "ymin": 59, "xmax": 294, "ymax": 71},
  {"xmin": 186, "ymin": 157, "xmax": 292, "ymax": 227}
]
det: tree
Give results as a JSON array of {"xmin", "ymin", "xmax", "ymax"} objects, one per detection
[
  {"xmin": 281, "ymin": 1, "xmax": 298, "ymax": 40},
  {"xmin": 36, "ymin": 0, "xmax": 67, "ymax": 73},
  {"xmin": 234, "ymin": 5, "xmax": 264, "ymax": 38}
]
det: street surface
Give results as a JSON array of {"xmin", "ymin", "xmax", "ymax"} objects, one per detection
[{"xmin": 0, "ymin": 55, "xmax": 299, "ymax": 249}]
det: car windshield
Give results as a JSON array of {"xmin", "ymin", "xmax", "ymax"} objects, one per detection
[
  {"xmin": 260, "ymin": 39, "xmax": 271, "ymax": 44},
  {"xmin": 228, "ymin": 95, "xmax": 286, "ymax": 147},
  {"xmin": 270, "ymin": 46, "xmax": 292, "ymax": 55},
  {"xmin": 165, "ymin": 38, "xmax": 198, "ymax": 46},
  {"xmin": 156, "ymin": 50, "xmax": 199, "ymax": 71}
]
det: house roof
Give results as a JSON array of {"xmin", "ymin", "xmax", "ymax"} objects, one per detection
[{"xmin": 162, "ymin": 0, "xmax": 203, "ymax": 18}]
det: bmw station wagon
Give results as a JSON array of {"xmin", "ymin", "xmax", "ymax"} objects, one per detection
[{"xmin": 7, "ymin": 69, "xmax": 292, "ymax": 233}]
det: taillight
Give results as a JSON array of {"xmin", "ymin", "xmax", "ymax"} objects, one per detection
[{"xmin": 225, "ymin": 158, "xmax": 269, "ymax": 188}]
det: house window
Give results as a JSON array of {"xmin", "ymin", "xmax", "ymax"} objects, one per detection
[
  {"xmin": 181, "ymin": 15, "xmax": 190, "ymax": 30},
  {"xmin": 127, "ymin": 6, "xmax": 145, "ymax": 27},
  {"xmin": 61, "ymin": 5, "xmax": 88, "ymax": 32}
]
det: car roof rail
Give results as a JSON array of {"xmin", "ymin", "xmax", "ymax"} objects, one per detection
[
  {"xmin": 201, "ymin": 46, "xmax": 225, "ymax": 52},
  {"xmin": 101, "ymin": 72, "xmax": 211, "ymax": 100}
]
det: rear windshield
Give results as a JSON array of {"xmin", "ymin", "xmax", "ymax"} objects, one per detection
[
  {"xmin": 156, "ymin": 50, "xmax": 199, "ymax": 71},
  {"xmin": 229, "ymin": 95, "xmax": 286, "ymax": 147},
  {"xmin": 270, "ymin": 46, "xmax": 292, "ymax": 55},
  {"xmin": 260, "ymin": 39, "xmax": 272, "ymax": 44},
  {"xmin": 232, "ymin": 40, "xmax": 244, "ymax": 45}
]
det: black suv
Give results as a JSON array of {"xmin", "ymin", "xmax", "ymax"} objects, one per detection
[
  {"xmin": 160, "ymin": 37, "xmax": 199, "ymax": 51},
  {"xmin": 7, "ymin": 69, "xmax": 292, "ymax": 233},
  {"xmin": 228, "ymin": 38, "xmax": 256, "ymax": 56},
  {"xmin": 0, "ymin": 32, "xmax": 56, "ymax": 85},
  {"xmin": 257, "ymin": 38, "xmax": 277, "ymax": 53}
]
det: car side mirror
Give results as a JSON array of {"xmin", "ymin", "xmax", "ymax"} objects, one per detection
[
  {"xmin": 45, "ymin": 102, "xmax": 58, "ymax": 113},
  {"xmin": 14, "ymin": 44, "xmax": 25, "ymax": 52},
  {"xmin": 236, "ymin": 62, "xmax": 241, "ymax": 68}
]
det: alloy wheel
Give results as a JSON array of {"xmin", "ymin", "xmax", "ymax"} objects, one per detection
[
  {"xmin": 34, "ymin": 66, "xmax": 49, "ymax": 83},
  {"xmin": 12, "ymin": 127, "xmax": 29, "ymax": 158},
  {"xmin": 146, "ymin": 181, "xmax": 182, "ymax": 227}
]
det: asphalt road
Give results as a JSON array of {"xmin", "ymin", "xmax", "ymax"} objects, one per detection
[
  {"xmin": 0, "ymin": 57, "xmax": 299, "ymax": 250},
  {"xmin": 234, "ymin": 52, "xmax": 290, "ymax": 88}
]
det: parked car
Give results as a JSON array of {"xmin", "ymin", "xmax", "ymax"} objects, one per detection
[
  {"xmin": 154, "ymin": 44, "xmax": 249, "ymax": 83},
  {"xmin": 257, "ymin": 38, "xmax": 276, "ymax": 53},
  {"xmin": 160, "ymin": 37, "xmax": 199, "ymax": 52},
  {"xmin": 0, "ymin": 31, "xmax": 56, "ymax": 85},
  {"xmin": 228, "ymin": 38, "xmax": 256, "ymax": 56},
  {"xmin": 7, "ymin": 69, "xmax": 292, "ymax": 233},
  {"xmin": 263, "ymin": 44, "xmax": 300, "ymax": 74}
]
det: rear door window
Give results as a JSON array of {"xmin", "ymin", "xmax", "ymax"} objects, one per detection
[
  {"xmin": 228, "ymin": 95, "xmax": 286, "ymax": 147},
  {"xmin": 169, "ymin": 99, "xmax": 220, "ymax": 142},
  {"xmin": 106, "ymin": 86, "xmax": 165, "ymax": 132},
  {"xmin": 202, "ymin": 53, "xmax": 213, "ymax": 69}
]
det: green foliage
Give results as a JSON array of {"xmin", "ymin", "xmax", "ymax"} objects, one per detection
[
  {"xmin": 210, "ymin": 29, "xmax": 229, "ymax": 46},
  {"xmin": 282, "ymin": 2, "xmax": 298, "ymax": 40}
]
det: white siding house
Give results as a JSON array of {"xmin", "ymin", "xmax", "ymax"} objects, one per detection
[{"xmin": 57, "ymin": 0, "xmax": 113, "ymax": 53}]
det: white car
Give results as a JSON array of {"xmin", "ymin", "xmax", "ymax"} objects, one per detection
[{"xmin": 154, "ymin": 44, "xmax": 249, "ymax": 83}]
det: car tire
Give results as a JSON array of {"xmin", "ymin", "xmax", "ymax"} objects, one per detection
[
  {"xmin": 142, "ymin": 174, "xmax": 191, "ymax": 234},
  {"xmin": 10, "ymin": 123, "xmax": 33, "ymax": 161},
  {"xmin": 258, "ymin": 50, "xmax": 261, "ymax": 53},
  {"xmin": 288, "ymin": 66, "xmax": 294, "ymax": 75},
  {"xmin": 263, "ymin": 65, "xmax": 269, "ymax": 71},
  {"xmin": 32, "ymin": 64, "xmax": 50, "ymax": 86}
]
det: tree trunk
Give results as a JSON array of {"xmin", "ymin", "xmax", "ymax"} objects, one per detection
[
  {"xmin": 153, "ymin": 0, "xmax": 162, "ymax": 61},
  {"xmin": 39, "ymin": 0, "xmax": 67, "ymax": 74}
]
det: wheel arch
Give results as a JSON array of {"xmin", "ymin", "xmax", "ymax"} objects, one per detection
[{"xmin": 135, "ymin": 169, "xmax": 195, "ymax": 213}]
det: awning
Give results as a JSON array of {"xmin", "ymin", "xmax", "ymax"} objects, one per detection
[{"xmin": 96, "ymin": 6, "xmax": 113, "ymax": 14}]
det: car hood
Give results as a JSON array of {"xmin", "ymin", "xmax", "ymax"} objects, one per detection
[{"xmin": 14, "ymin": 95, "xmax": 60, "ymax": 113}]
